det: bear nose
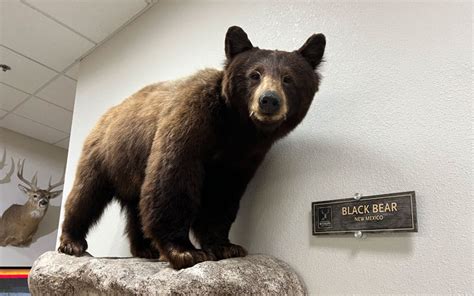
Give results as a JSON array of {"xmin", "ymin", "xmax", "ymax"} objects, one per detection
[{"xmin": 258, "ymin": 91, "xmax": 281, "ymax": 115}]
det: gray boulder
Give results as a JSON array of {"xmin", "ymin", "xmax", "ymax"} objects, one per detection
[{"xmin": 29, "ymin": 251, "xmax": 306, "ymax": 295}]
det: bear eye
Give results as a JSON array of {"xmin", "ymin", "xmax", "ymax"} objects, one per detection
[
  {"xmin": 249, "ymin": 71, "xmax": 261, "ymax": 81},
  {"xmin": 282, "ymin": 75, "xmax": 293, "ymax": 84}
]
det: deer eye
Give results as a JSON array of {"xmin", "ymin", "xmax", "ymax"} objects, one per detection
[
  {"xmin": 249, "ymin": 71, "xmax": 261, "ymax": 81},
  {"xmin": 33, "ymin": 194, "xmax": 38, "ymax": 198}
]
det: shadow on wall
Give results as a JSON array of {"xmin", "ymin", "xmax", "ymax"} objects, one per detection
[
  {"xmin": 233, "ymin": 134, "xmax": 414, "ymax": 256},
  {"xmin": 308, "ymin": 210, "xmax": 414, "ymax": 257}
]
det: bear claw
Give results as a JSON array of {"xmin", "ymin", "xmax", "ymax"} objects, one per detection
[
  {"xmin": 58, "ymin": 237, "xmax": 88, "ymax": 256},
  {"xmin": 205, "ymin": 243, "xmax": 248, "ymax": 260},
  {"xmin": 166, "ymin": 248, "xmax": 216, "ymax": 269}
]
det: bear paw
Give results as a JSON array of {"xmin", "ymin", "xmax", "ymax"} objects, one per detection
[
  {"xmin": 58, "ymin": 236, "xmax": 88, "ymax": 256},
  {"xmin": 166, "ymin": 248, "xmax": 216, "ymax": 269},
  {"xmin": 205, "ymin": 243, "xmax": 248, "ymax": 260}
]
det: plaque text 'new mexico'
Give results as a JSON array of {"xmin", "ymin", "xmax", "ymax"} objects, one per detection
[{"xmin": 312, "ymin": 191, "xmax": 417, "ymax": 235}]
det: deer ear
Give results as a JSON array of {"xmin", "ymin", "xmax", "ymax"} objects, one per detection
[
  {"xmin": 18, "ymin": 184, "xmax": 29, "ymax": 194},
  {"xmin": 297, "ymin": 33, "xmax": 326, "ymax": 69},
  {"xmin": 49, "ymin": 190, "xmax": 62, "ymax": 199},
  {"xmin": 225, "ymin": 26, "xmax": 253, "ymax": 60}
]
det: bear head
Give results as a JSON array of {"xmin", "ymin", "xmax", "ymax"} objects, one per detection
[{"xmin": 222, "ymin": 26, "xmax": 326, "ymax": 136}]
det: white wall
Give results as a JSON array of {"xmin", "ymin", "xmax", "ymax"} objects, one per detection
[
  {"xmin": 0, "ymin": 128, "xmax": 66, "ymax": 266},
  {"xmin": 59, "ymin": 1, "xmax": 472, "ymax": 294}
]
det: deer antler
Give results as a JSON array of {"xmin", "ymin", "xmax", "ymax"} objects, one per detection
[
  {"xmin": 17, "ymin": 159, "xmax": 38, "ymax": 190},
  {"xmin": 47, "ymin": 174, "xmax": 64, "ymax": 191}
]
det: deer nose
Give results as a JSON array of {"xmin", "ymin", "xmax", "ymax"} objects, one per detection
[
  {"xmin": 258, "ymin": 91, "xmax": 281, "ymax": 115},
  {"xmin": 39, "ymin": 199, "xmax": 48, "ymax": 206}
]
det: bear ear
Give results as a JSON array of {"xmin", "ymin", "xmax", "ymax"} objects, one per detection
[
  {"xmin": 225, "ymin": 26, "xmax": 253, "ymax": 60},
  {"xmin": 297, "ymin": 33, "xmax": 326, "ymax": 69}
]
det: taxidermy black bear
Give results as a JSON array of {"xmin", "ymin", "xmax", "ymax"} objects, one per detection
[{"xmin": 59, "ymin": 26, "xmax": 326, "ymax": 269}]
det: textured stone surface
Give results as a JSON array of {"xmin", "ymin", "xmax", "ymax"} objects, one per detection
[{"xmin": 29, "ymin": 251, "xmax": 306, "ymax": 295}]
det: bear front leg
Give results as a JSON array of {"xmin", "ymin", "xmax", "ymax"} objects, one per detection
[
  {"xmin": 139, "ymin": 134, "xmax": 215, "ymax": 269},
  {"xmin": 193, "ymin": 212, "xmax": 248, "ymax": 260},
  {"xmin": 192, "ymin": 151, "xmax": 269, "ymax": 261},
  {"xmin": 192, "ymin": 175, "xmax": 252, "ymax": 260}
]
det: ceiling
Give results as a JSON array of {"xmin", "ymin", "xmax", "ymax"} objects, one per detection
[{"xmin": 0, "ymin": 0, "xmax": 156, "ymax": 149}]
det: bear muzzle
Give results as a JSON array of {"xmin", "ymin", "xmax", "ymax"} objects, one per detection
[
  {"xmin": 249, "ymin": 75, "xmax": 288, "ymax": 131},
  {"xmin": 258, "ymin": 91, "xmax": 281, "ymax": 115}
]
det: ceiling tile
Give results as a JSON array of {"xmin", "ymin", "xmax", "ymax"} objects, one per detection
[
  {"xmin": 0, "ymin": 110, "xmax": 8, "ymax": 117},
  {"xmin": 24, "ymin": 0, "xmax": 147, "ymax": 43},
  {"xmin": 1, "ymin": 0, "xmax": 95, "ymax": 71},
  {"xmin": 65, "ymin": 62, "xmax": 80, "ymax": 80},
  {"xmin": 14, "ymin": 97, "xmax": 72, "ymax": 133},
  {"xmin": 1, "ymin": 113, "xmax": 68, "ymax": 143},
  {"xmin": 54, "ymin": 137, "xmax": 70, "ymax": 150},
  {"xmin": 0, "ymin": 47, "xmax": 57, "ymax": 93},
  {"xmin": 37, "ymin": 75, "xmax": 76, "ymax": 111},
  {"xmin": 0, "ymin": 83, "xmax": 30, "ymax": 111}
]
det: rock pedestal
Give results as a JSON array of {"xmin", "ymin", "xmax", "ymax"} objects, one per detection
[{"xmin": 28, "ymin": 251, "xmax": 306, "ymax": 295}]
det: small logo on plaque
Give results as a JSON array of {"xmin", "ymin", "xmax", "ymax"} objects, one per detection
[{"xmin": 318, "ymin": 207, "xmax": 332, "ymax": 228}]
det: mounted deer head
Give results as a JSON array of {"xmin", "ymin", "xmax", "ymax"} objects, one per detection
[
  {"xmin": 17, "ymin": 159, "xmax": 64, "ymax": 210},
  {"xmin": 0, "ymin": 159, "xmax": 65, "ymax": 247}
]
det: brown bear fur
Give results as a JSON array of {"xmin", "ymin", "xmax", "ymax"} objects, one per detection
[{"xmin": 59, "ymin": 26, "xmax": 326, "ymax": 269}]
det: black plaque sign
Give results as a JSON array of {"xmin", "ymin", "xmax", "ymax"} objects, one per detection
[{"xmin": 312, "ymin": 191, "xmax": 417, "ymax": 235}]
